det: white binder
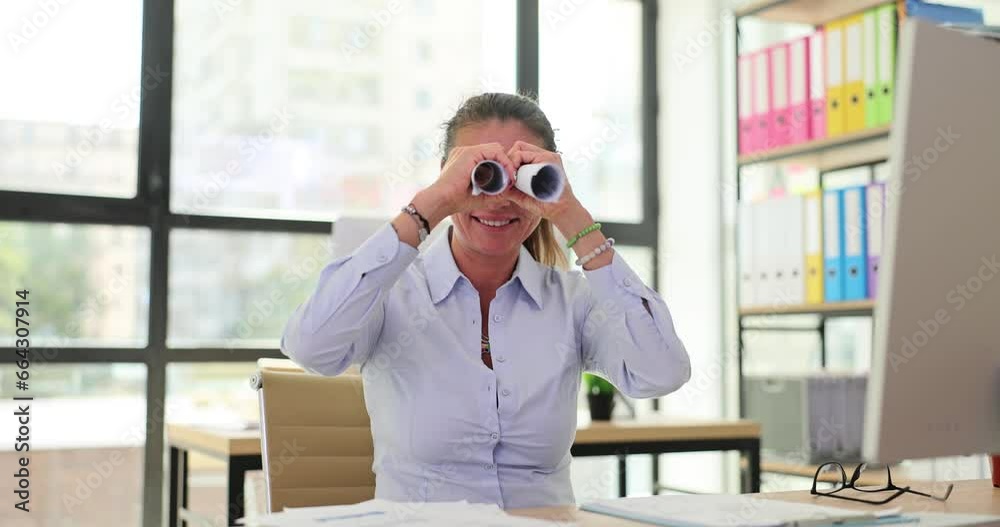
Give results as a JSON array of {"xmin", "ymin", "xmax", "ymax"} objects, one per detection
[
  {"xmin": 782, "ymin": 195, "xmax": 806, "ymax": 305},
  {"xmin": 752, "ymin": 200, "xmax": 774, "ymax": 306},
  {"xmin": 771, "ymin": 196, "xmax": 805, "ymax": 305},
  {"xmin": 739, "ymin": 201, "xmax": 756, "ymax": 307}
]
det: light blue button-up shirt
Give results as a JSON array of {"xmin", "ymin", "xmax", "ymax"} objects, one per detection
[{"xmin": 281, "ymin": 224, "xmax": 690, "ymax": 509}]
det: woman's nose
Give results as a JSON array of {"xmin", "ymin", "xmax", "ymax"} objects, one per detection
[{"xmin": 484, "ymin": 196, "xmax": 515, "ymax": 210}]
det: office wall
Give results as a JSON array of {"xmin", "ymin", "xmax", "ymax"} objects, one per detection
[{"xmin": 655, "ymin": 0, "xmax": 727, "ymax": 493}]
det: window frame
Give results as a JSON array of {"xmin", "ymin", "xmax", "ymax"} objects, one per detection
[{"xmin": 0, "ymin": 0, "xmax": 658, "ymax": 523}]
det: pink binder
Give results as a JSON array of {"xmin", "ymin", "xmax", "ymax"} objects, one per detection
[
  {"xmin": 788, "ymin": 36, "xmax": 811, "ymax": 144},
  {"xmin": 752, "ymin": 50, "xmax": 771, "ymax": 151},
  {"xmin": 808, "ymin": 29, "xmax": 827, "ymax": 141},
  {"xmin": 738, "ymin": 54, "xmax": 755, "ymax": 154},
  {"xmin": 768, "ymin": 44, "xmax": 791, "ymax": 148}
]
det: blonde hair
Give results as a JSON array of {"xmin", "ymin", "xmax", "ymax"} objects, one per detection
[{"xmin": 441, "ymin": 93, "xmax": 569, "ymax": 269}]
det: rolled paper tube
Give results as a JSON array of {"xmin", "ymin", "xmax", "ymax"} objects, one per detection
[
  {"xmin": 515, "ymin": 163, "xmax": 566, "ymax": 203},
  {"xmin": 470, "ymin": 160, "xmax": 508, "ymax": 196}
]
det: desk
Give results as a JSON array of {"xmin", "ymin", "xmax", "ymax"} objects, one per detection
[
  {"xmin": 572, "ymin": 419, "xmax": 761, "ymax": 496},
  {"xmin": 166, "ymin": 425, "xmax": 262, "ymax": 527},
  {"xmin": 510, "ymin": 479, "xmax": 1000, "ymax": 526},
  {"xmin": 166, "ymin": 419, "xmax": 760, "ymax": 526}
]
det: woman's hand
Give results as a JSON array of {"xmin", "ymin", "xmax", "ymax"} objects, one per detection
[
  {"xmin": 411, "ymin": 143, "xmax": 517, "ymax": 229},
  {"xmin": 504, "ymin": 141, "xmax": 584, "ymax": 230},
  {"xmin": 506, "ymin": 141, "xmax": 612, "ymax": 269}
]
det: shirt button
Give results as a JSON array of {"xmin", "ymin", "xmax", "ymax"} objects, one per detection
[
  {"xmin": 496, "ymin": 356, "xmax": 506, "ymax": 363},
  {"xmin": 484, "ymin": 463, "xmax": 494, "ymax": 470},
  {"xmin": 623, "ymin": 277, "xmax": 633, "ymax": 287},
  {"xmin": 502, "ymin": 389, "xmax": 510, "ymax": 397},
  {"xmin": 377, "ymin": 253, "xmax": 388, "ymax": 263},
  {"xmin": 491, "ymin": 433, "xmax": 499, "ymax": 440},
  {"xmin": 493, "ymin": 314, "xmax": 503, "ymax": 323}
]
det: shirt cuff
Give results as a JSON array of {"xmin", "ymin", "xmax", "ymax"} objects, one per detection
[
  {"xmin": 583, "ymin": 251, "xmax": 646, "ymax": 300},
  {"xmin": 349, "ymin": 222, "xmax": 420, "ymax": 277}
]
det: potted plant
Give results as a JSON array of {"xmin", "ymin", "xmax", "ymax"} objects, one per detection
[
  {"xmin": 584, "ymin": 373, "xmax": 616, "ymax": 421},
  {"xmin": 992, "ymin": 454, "xmax": 999, "ymax": 488}
]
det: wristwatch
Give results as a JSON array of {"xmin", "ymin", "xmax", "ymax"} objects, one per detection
[{"xmin": 402, "ymin": 204, "xmax": 430, "ymax": 243}]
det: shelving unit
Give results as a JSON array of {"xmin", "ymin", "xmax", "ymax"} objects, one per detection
[
  {"xmin": 739, "ymin": 300, "xmax": 874, "ymax": 317},
  {"xmin": 735, "ymin": 0, "xmax": 892, "ymax": 24},
  {"xmin": 732, "ymin": 0, "xmax": 894, "ymax": 482},
  {"xmin": 737, "ymin": 125, "xmax": 891, "ymax": 168}
]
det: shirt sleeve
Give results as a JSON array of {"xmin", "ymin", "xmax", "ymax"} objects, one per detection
[
  {"xmin": 281, "ymin": 223, "xmax": 419, "ymax": 376},
  {"xmin": 579, "ymin": 251, "xmax": 691, "ymax": 399}
]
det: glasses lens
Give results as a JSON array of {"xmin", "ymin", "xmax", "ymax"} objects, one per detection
[
  {"xmin": 853, "ymin": 463, "xmax": 891, "ymax": 490},
  {"xmin": 816, "ymin": 462, "xmax": 847, "ymax": 492}
]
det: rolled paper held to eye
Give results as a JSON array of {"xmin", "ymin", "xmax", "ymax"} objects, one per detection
[
  {"xmin": 514, "ymin": 163, "xmax": 565, "ymax": 203},
  {"xmin": 470, "ymin": 160, "xmax": 509, "ymax": 196}
]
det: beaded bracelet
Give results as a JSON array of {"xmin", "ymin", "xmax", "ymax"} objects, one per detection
[
  {"xmin": 575, "ymin": 237, "xmax": 615, "ymax": 267},
  {"xmin": 566, "ymin": 222, "xmax": 601, "ymax": 249}
]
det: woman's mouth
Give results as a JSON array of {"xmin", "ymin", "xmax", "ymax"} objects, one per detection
[{"xmin": 471, "ymin": 215, "xmax": 519, "ymax": 231}]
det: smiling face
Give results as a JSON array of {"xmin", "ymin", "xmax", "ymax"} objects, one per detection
[{"xmin": 450, "ymin": 119, "xmax": 544, "ymax": 260}]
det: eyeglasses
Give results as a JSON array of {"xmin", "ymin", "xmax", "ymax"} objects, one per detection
[{"xmin": 810, "ymin": 462, "xmax": 954, "ymax": 505}]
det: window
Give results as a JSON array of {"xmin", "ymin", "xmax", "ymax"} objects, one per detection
[
  {"xmin": 0, "ymin": 1, "xmax": 143, "ymax": 198},
  {"xmin": 0, "ymin": 364, "xmax": 146, "ymax": 527},
  {"xmin": 540, "ymin": 0, "xmax": 645, "ymax": 223},
  {"xmin": 572, "ymin": 244, "xmax": 655, "ymax": 285},
  {"xmin": 416, "ymin": 88, "xmax": 433, "ymax": 109},
  {"xmin": 171, "ymin": 0, "xmax": 516, "ymax": 220},
  {"xmin": 166, "ymin": 363, "xmax": 259, "ymax": 427},
  {"xmin": 0, "ymin": 2, "xmax": 657, "ymax": 523},
  {"xmin": 0, "ymin": 223, "xmax": 150, "ymax": 347},
  {"xmin": 168, "ymin": 230, "xmax": 328, "ymax": 348},
  {"xmin": 164, "ymin": 363, "xmax": 260, "ymax": 522}
]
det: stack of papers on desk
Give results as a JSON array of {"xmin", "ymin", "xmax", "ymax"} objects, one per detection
[
  {"xmin": 582, "ymin": 494, "xmax": 909, "ymax": 526},
  {"xmin": 239, "ymin": 499, "xmax": 569, "ymax": 526}
]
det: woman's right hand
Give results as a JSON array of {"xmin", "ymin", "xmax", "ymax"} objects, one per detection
[{"xmin": 413, "ymin": 143, "xmax": 517, "ymax": 228}]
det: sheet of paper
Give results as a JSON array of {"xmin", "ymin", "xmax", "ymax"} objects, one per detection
[
  {"xmin": 898, "ymin": 512, "xmax": 1000, "ymax": 527},
  {"xmin": 242, "ymin": 499, "xmax": 569, "ymax": 527},
  {"xmin": 582, "ymin": 494, "xmax": 895, "ymax": 527}
]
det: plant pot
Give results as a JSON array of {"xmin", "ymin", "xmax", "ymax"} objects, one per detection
[
  {"xmin": 587, "ymin": 393, "xmax": 615, "ymax": 421},
  {"xmin": 992, "ymin": 454, "xmax": 999, "ymax": 488}
]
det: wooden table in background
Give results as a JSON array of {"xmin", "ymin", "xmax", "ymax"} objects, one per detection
[
  {"xmin": 571, "ymin": 419, "xmax": 761, "ymax": 496},
  {"xmin": 166, "ymin": 425, "xmax": 262, "ymax": 527},
  {"xmin": 511, "ymin": 479, "xmax": 1000, "ymax": 526},
  {"xmin": 166, "ymin": 419, "xmax": 760, "ymax": 526}
]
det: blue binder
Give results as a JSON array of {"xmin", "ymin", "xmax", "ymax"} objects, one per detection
[
  {"xmin": 906, "ymin": 1, "xmax": 984, "ymax": 25},
  {"xmin": 823, "ymin": 190, "xmax": 845, "ymax": 302},
  {"xmin": 843, "ymin": 186, "xmax": 869, "ymax": 300}
]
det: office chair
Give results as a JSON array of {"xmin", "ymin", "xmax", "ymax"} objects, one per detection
[{"xmin": 252, "ymin": 359, "xmax": 375, "ymax": 512}]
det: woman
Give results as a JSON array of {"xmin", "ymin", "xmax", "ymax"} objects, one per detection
[{"xmin": 282, "ymin": 93, "xmax": 690, "ymax": 509}]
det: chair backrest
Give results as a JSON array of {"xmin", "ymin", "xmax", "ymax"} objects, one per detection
[{"xmin": 254, "ymin": 359, "xmax": 374, "ymax": 512}]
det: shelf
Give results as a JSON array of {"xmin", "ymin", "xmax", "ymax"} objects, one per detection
[
  {"xmin": 735, "ymin": 0, "xmax": 891, "ymax": 25},
  {"xmin": 738, "ymin": 125, "xmax": 891, "ymax": 170},
  {"xmin": 739, "ymin": 300, "xmax": 875, "ymax": 317}
]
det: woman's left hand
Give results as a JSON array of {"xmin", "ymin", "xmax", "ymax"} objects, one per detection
[
  {"xmin": 505, "ymin": 141, "xmax": 608, "ymax": 264},
  {"xmin": 504, "ymin": 141, "xmax": 580, "ymax": 222}
]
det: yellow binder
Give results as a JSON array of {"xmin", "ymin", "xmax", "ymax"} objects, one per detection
[
  {"xmin": 843, "ymin": 14, "xmax": 866, "ymax": 132},
  {"xmin": 804, "ymin": 190, "xmax": 825, "ymax": 304},
  {"xmin": 825, "ymin": 20, "xmax": 846, "ymax": 137}
]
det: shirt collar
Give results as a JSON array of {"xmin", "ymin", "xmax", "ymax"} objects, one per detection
[{"xmin": 423, "ymin": 227, "xmax": 545, "ymax": 309}]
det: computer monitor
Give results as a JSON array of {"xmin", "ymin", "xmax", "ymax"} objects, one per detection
[{"xmin": 864, "ymin": 20, "xmax": 1000, "ymax": 463}]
